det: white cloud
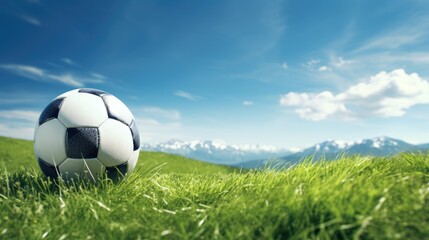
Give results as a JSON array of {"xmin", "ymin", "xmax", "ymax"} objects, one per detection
[
  {"xmin": 61, "ymin": 58, "xmax": 77, "ymax": 66},
  {"xmin": 19, "ymin": 15, "xmax": 40, "ymax": 26},
  {"xmin": 243, "ymin": 101, "xmax": 254, "ymax": 106},
  {"xmin": 0, "ymin": 64, "xmax": 45, "ymax": 79},
  {"xmin": 137, "ymin": 117, "xmax": 161, "ymax": 126},
  {"xmin": 47, "ymin": 74, "xmax": 84, "ymax": 87},
  {"xmin": 304, "ymin": 59, "xmax": 320, "ymax": 70},
  {"xmin": 130, "ymin": 106, "xmax": 183, "ymax": 143},
  {"xmin": 90, "ymin": 72, "xmax": 107, "ymax": 79},
  {"xmin": 135, "ymin": 117, "xmax": 182, "ymax": 143},
  {"xmin": 174, "ymin": 90, "xmax": 201, "ymax": 101},
  {"xmin": 355, "ymin": 32, "xmax": 422, "ymax": 53},
  {"xmin": 0, "ymin": 110, "xmax": 39, "ymax": 122},
  {"xmin": 0, "ymin": 124, "xmax": 34, "ymax": 140},
  {"xmin": 356, "ymin": 51, "xmax": 429, "ymax": 66},
  {"xmin": 331, "ymin": 57, "xmax": 352, "ymax": 67},
  {"xmin": 304, "ymin": 57, "xmax": 350, "ymax": 72},
  {"xmin": 353, "ymin": 21, "xmax": 429, "ymax": 53},
  {"xmin": 0, "ymin": 91, "xmax": 48, "ymax": 105},
  {"xmin": 0, "ymin": 64, "xmax": 105, "ymax": 87},
  {"xmin": 0, "ymin": 110, "xmax": 38, "ymax": 140},
  {"xmin": 318, "ymin": 66, "xmax": 331, "ymax": 72},
  {"xmin": 282, "ymin": 62, "xmax": 288, "ymax": 69},
  {"xmin": 280, "ymin": 91, "xmax": 349, "ymax": 121},
  {"xmin": 280, "ymin": 69, "xmax": 429, "ymax": 120},
  {"xmin": 141, "ymin": 107, "xmax": 181, "ymax": 120}
]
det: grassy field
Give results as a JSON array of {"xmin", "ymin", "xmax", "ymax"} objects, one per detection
[{"xmin": 0, "ymin": 136, "xmax": 428, "ymax": 239}]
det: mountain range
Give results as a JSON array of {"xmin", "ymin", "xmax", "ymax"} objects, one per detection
[
  {"xmin": 142, "ymin": 137, "xmax": 429, "ymax": 168},
  {"xmin": 237, "ymin": 137, "xmax": 429, "ymax": 168},
  {"xmin": 141, "ymin": 140, "xmax": 294, "ymax": 165}
]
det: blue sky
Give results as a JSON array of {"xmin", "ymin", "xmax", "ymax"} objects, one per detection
[{"xmin": 1, "ymin": 0, "xmax": 429, "ymax": 148}]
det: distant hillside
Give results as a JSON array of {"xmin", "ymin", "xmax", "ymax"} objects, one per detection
[
  {"xmin": 0, "ymin": 136, "xmax": 35, "ymax": 172},
  {"xmin": 141, "ymin": 151, "xmax": 237, "ymax": 174},
  {"xmin": 142, "ymin": 139, "xmax": 293, "ymax": 165},
  {"xmin": 0, "ymin": 136, "xmax": 235, "ymax": 174}
]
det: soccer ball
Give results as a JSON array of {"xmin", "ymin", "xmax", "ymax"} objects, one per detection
[{"xmin": 34, "ymin": 88, "xmax": 140, "ymax": 181}]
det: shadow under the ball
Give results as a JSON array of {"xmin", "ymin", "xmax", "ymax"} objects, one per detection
[{"xmin": 59, "ymin": 165, "xmax": 127, "ymax": 184}]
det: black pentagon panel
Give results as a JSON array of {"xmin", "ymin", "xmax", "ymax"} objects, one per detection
[
  {"xmin": 38, "ymin": 158, "xmax": 59, "ymax": 178},
  {"xmin": 106, "ymin": 162, "xmax": 128, "ymax": 182},
  {"xmin": 130, "ymin": 120, "xmax": 140, "ymax": 151},
  {"xmin": 39, "ymin": 98, "xmax": 65, "ymax": 125},
  {"xmin": 66, "ymin": 127, "xmax": 99, "ymax": 158},
  {"xmin": 78, "ymin": 88, "xmax": 110, "ymax": 97}
]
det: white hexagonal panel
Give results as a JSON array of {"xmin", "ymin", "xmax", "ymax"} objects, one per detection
[
  {"xmin": 102, "ymin": 95, "xmax": 134, "ymax": 126},
  {"xmin": 54, "ymin": 89, "xmax": 79, "ymax": 99},
  {"xmin": 127, "ymin": 150, "xmax": 140, "ymax": 174},
  {"xmin": 58, "ymin": 158, "xmax": 105, "ymax": 181},
  {"xmin": 58, "ymin": 93, "xmax": 108, "ymax": 128},
  {"xmin": 98, "ymin": 119, "xmax": 133, "ymax": 167},
  {"xmin": 34, "ymin": 119, "xmax": 67, "ymax": 166}
]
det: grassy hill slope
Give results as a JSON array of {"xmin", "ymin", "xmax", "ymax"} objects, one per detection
[
  {"xmin": 0, "ymin": 136, "xmax": 35, "ymax": 172},
  {"xmin": 0, "ymin": 136, "xmax": 235, "ymax": 174},
  {"xmin": 1, "ymin": 136, "xmax": 428, "ymax": 239}
]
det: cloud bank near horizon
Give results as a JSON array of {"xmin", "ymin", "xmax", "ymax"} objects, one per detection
[{"xmin": 280, "ymin": 69, "xmax": 429, "ymax": 121}]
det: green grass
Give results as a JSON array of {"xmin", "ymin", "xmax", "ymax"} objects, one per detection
[
  {"xmin": 1, "ymin": 136, "xmax": 429, "ymax": 239},
  {"xmin": 0, "ymin": 136, "xmax": 36, "ymax": 172}
]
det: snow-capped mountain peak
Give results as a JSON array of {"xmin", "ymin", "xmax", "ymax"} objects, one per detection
[
  {"xmin": 309, "ymin": 137, "xmax": 402, "ymax": 152},
  {"xmin": 364, "ymin": 136, "xmax": 399, "ymax": 148},
  {"xmin": 279, "ymin": 136, "xmax": 425, "ymax": 166},
  {"xmin": 141, "ymin": 140, "xmax": 294, "ymax": 164},
  {"xmin": 143, "ymin": 140, "xmax": 290, "ymax": 153}
]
